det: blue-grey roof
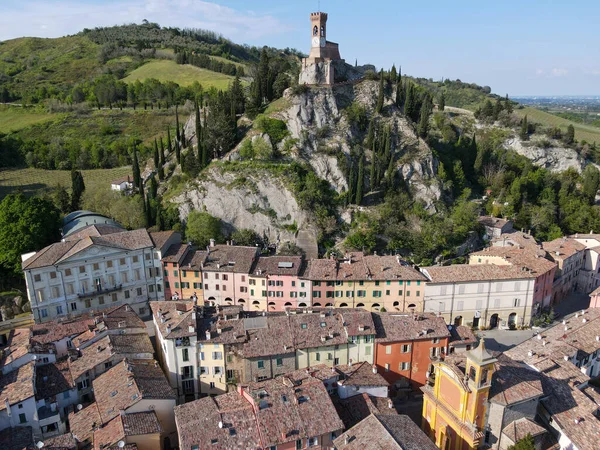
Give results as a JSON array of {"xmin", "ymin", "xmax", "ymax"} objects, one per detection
[{"xmin": 62, "ymin": 210, "xmax": 122, "ymax": 237}]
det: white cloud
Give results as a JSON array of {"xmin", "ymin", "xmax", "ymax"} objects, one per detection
[
  {"xmin": 551, "ymin": 68, "xmax": 568, "ymax": 77},
  {"xmin": 535, "ymin": 68, "xmax": 545, "ymax": 76},
  {"xmin": 584, "ymin": 69, "xmax": 600, "ymax": 76},
  {"xmin": 0, "ymin": 0, "xmax": 290, "ymax": 43}
]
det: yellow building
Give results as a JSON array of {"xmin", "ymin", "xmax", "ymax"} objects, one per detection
[{"xmin": 422, "ymin": 341, "xmax": 497, "ymax": 450}]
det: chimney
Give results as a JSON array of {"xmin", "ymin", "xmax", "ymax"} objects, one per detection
[
  {"xmin": 205, "ymin": 330, "xmax": 211, "ymax": 340},
  {"xmin": 372, "ymin": 365, "xmax": 377, "ymax": 374},
  {"xmin": 345, "ymin": 436, "xmax": 350, "ymax": 445},
  {"xmin": 188, "ymin": 325, "xmax": 195, "ymax": 333},
  {"xmin": 97, "ymin": 346, "xmax": 102, "ymax": 353},
  {"xmin": 210, "ymin": 239, "xmax": 216, "ymax": 248}
]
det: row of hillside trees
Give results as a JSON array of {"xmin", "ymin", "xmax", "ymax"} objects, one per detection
[{"xmin": 175, "ymin": 49, "xmax": 244, "ymax": 77}]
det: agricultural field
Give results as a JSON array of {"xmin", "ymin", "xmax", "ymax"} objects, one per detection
[
  {"xmin": 123, "ymin": 59, "xmax": 236, "ymax": 90},
  {"xmin": 0, "ymin": 166, "xmax": 132, "ymax": 199},
  {"xmin": 0, "ymin": 106, "xmax": 58, "ymax": 133},
  {"xmin": 515, "ymin": 106, "xmax": 600, "ymax": 144}
]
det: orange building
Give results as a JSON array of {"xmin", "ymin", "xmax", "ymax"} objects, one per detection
[
  {"xmin": 162, "ymin": 244, "xmax": 206, "ymax": 304},
  {"xmin": 373, "ymin": 313, "xmax": 450, "ymax": 390},
  {"xmin": 421, "ymin": 342, "xmax": 497, "ymax": 450}
]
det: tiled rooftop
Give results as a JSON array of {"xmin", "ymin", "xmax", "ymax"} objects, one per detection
[
  {"xmin": 333, "ymin": 393, "xmax": 396, "ymax": 429},
  {"xmin": 122, "ymin": 411, "xmax": 162, "ymax": 436},
  {"xmin": 93, "ymin": 359, "xmax": 175, "ymax": 424},
  {"xmin": 502, "ymin": 417, "xmax": 547, "ymax": 442},
  {"xmin": 543, "ymin": 237, "xmax": 586, "ymax": 260},
  {"xmin": 238, "ymin": 315, "xmax": 295, "ymax": 358},
  {"xmin": 162, "ymin": 243, "xmax": 191, "ymax": 264},
  {"xmin": 23, "ymin": 228, "xmax": 154, "ymax": 270},
  {"xmin": 175, "ymin": 393, "xmax": 261, "ymax": 450},
  {"xmin": 93, "ymin": 415, "xmax": 125, "ymax": 450},
  {"xmin": 253, "ymin": 255, "xmax": 304, "ymax": 277},
  {"xmin": 374, "ymin": 312, "xmax": 450, "ymax": 343},
  {"xmin": 43, "ymin": 432, "xmax": 77, "ymax": 450},
  {"xmin": 35, "ymin": 357, "xmax": 74, "ymax": 400},
  {"xmin": 151, "ymin": 301, "xmax": 196, "ymax": 339},
  {"xmin": 245, "ymin": 375, "xmax": 344, "ymax": 447},
  {"xmin": 180, "ymin": 249, "xmax": 208, "ymax": 271},
  {"xmin": 491, "ymin": 230, "xmax": 542, "ymax": 250},
  {"xmin": 422, "ymin": 263, "xmax": 537, "ymax": 283},
  {"xmin": 478, "ymin": 216, "xmax": 511, "ymax": 229},
  {"xmin": 306, "ymin": 258, "xmax": 337, "ymax": 280},
  {"xmin": 488, "ymin": 355, "xmax": 545, "ymax": 406},
  {"xmin": 69, "ymin": 402, "xmax": 102, "ymax": 443},
  {"xmin": 336, "ymin": 361, "xmax": 389, "ymax": 387},
  {"xmin": 471, "ymin": 246, "xmax": 557, "ymax": 276},
  {"xmin": 363, "ymin": 255, "xmax": 427, "ymax": 281},
  {"xmin": 0, "ymin": 361, "xmax": 35, "ymax": 410},
  {"xmin": 0, "ymin": 426, "xmax": 33, "ymax": 450},
  {"xmin": 202, "ymin": 244, "xmax": 258, "ymax": 273},
  {"xmin": 149, "ymin": 230, "xmax": 179, "ymax": 252},
  {"xmin": 334, "ymin": 414, "xmax": 438, "ymax": 450},
  {"xmin": 0, "ymin": 327, "xmax": 31, "ymax": 366},
  {"xmin": 449, "ymin": 325, "xmax": 478, "ymax": 347},
  {"xmin": 68, "ymin": 335, "xmax": 114, "ymax": 381}
]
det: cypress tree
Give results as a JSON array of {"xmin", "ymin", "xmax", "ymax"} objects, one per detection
[
  {"xmin": 148, "ymin": 174, "xmax": 158, "ymax": 200},
  {"xmin": 404, "ymin": 82, "xmax": 417, "ymax": 122},
  {"xmin": 418, "ymin": 95, "xmax": 433, "ymax": 138},
  {"xmin": 167, "ymin": 127, "xmax": 173, "ymax": 155},
  {"xmin": 390, "ymin": 65, "xmax": 397, "ymax": 84},
  {"xmin": 365, "ymin": 119, "xmax": 375, "ymax": 150},
  {"xmin": 202, "ymin": 108, "xmax": 209, "ymax": 166},
  {"xmin": 156, "ymin": 201, "xmax": 164, "ymax": 231},
  {"xmin": 439, "ymin": 91, "xmax": 446, "ymax": 111},
  {"xmin": 376, "ymin": 69, "xmax": 384, "ymax": 114},
  {"xmin": 175, "ymin": 105, "xmax": 181, "ymax": 142},
  {"xmin": 70, "ymin": 170, "xmax": 85, "ymax": 212},
  {"xmin": 355, "ymin": 153, "xmax": 365, "ymax": 205},
  {"xmin": 181, "ymin": 125, "xmax": 187, "ymax": 149},
  {"xmin": 386, "ymin": 148, "xmax": 396, "ymax": 190},
  {"xmin": 158, "ymin": 138, "xmax": 165, "ymax": 180},
  {"xmin": 175, "ymin": 141, "xmax": 181, "ymax": 165},
  {"xmin": 258, "ymin": 48, "xmax": 270, "ymax": 104},
  {"xmin": 369, "ymin": 155, "xmax": 377, "ymax": 190},
  {"xmin": 347, "ymin": 159, "xmax": 356, "ymax": 206},
  {"xmin": 520, "ymin": 115, "xmax": 529, "ymax": 141},
  {"xmin": 565, "ymin": 124, "xmax": 575, "ymax": 145},
  {"xmin": 153, "ymin": 138, "xmax": 160, "ymax": 169},
  {"xmin": 505, "ymin": 94, "xmax": 514, "ymax": 114},
  {"xmin": 132, "ymin": 147, "xmax": 141, "ymax": 190},
  {"xmin": 145, "ymin": 195, "xmax": 152, "ymax": 228},
  {"xmin": 195, "ymin": 101, "xmax": 203, "ymax": 168}
]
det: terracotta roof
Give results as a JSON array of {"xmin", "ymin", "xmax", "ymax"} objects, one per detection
[
  {"xmin": 202, "ymin": 245, "xmax": 258, "ymax": 273},
  {"xmin": 93, "ymin": 359, "xmax": 174, "ymax": 423},
  {"xmin": 68, "ymin": 335, "xmax": 115, "ymax": 381},
  {"xmin": 96, "ymin": 304, "xmax": 147, "ymax": 331},
  {"xmin": 374, "ymin": 312, "xmax": 450, "ymax": 343},
  {"xmin": 422, "ymin": 264, "xmax": 537, "ymax": 282},
  {"xmin": 238, "ymin": 315, "xmax": 295, "ymax": 358},
  {"xmin": 180, "ymin": 250, "xmax": 208, "ymax": 271},
  {"xmin": 591, "ymin": 285, "xmax": 600, "ymax": 296},
  {"xmin": 289, "ymin": 310, "xmax": 348, "ymax": 348},
  {"xmin": 0, "ymin": 426, "xmax": 33, "ymax": 450},
  {"xmin": 471, "ymin": 246, "xmax": 557, "ymax": 276},
  {"xmin": 336, "ymin": 252, "xmax": 369, "ymax": 281},
  {"xmin": 108, "ymin": 333, "xmax": 154, "ymax": 356},
  {"xmin": 363, "ymin": 255, "xmax": 427, "ymax": 281},
  {"xmin": 306, "ymin": 258, "xmax": 337, "ymax": 280},
  {"xmin": 35, "ymin": 358, "xmax": 74, "ymax": 400},
  {"xmin": 149, "ymin": 230, "xmax": 179, "ymax": 252},
  {"xmin": 111, "ymin": 175, "xmax": 132, "ymax": 186},
  {"xmin": 478, "ymin": 216, "xmax": 511, "ymax": 229},
  {"xmin": 151, "ymin": 301, "xmax": 196, "ymax": 339},
  {"xmin": 23, "ymin": 228, "xmax": 154, "ymax": 270},
  {"xmin": 32, "ymin": 318, "xmax": 94, "ymax": 346},
  {"xmin": 245, "ymin": 375, "xmax": 344, "ymax": 447},
  {"xmin": 489, "ymin": 355, "xmax": 544, "ymax": 406},
  {"xmin": 43, "ymin": 433, "xmax": 77, "ymax": 450},
  {"xmin": 253, "ymin": 255, "xmax": 304, "ymax": 277},
  {"xmin": 502, "ymin": 418, "xmax": 547, "ymax": 443},
  {"xmin": 334, "ymin": 414, "xmax": 438, "ymax": 450},
  {"xmin": 449, "ymin": 325, "xmax": 478, "ymax": 347},
  {"xmin": 340, "ymin": 309, "xmax": 376, "ymax": 336},
  {"xmin": 122, "ymin": 411, "xmax": 162, "ymax": 435},
  {"xmin": 337, "ymin": 362, "xmax": 389, "ymax": 387},
  {"xmin": 0, "ymin": 361, "xmax": 35, "ymax": 410},
  {"xmin": 175, "ymin": 393, "xmax": 261, "ymax": 450},
  {"xmin": 93, "ymin": 415, "xmax": 125, "ymax": 450},
  {"xmin": 69, "ymin": 402, "xmax": 102, "ymax": 443},
  {"xmin": 333, "ymin": 393, "xmax": 396, "ymax": 429},
  {"xmin": 162, "ymin": 243, "xmax": 191, "ymax": 264},
  {"xmin": 542, "ymin": 238, "xmax": 586, "ymax": 260},
  {"xmin": 0, "ymin": 328, "xmax": 31, "ymax": 366},
  {"xmin": 64, "ymin": 224, "xmax": 124, "ymax": 242},
  {"xmin": 491, "ymin": 230, "xmax": 541, "ymax": 250}
]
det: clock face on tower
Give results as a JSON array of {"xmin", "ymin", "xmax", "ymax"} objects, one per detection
[
  {"xmin": 320, "ymin": 37, "xmax": 326, "ymax": 47},
  {"xmin": 312, "ymin": 37, "xmax": 320, "ymax": 48}
]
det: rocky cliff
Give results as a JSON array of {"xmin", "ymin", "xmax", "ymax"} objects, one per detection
[{"xmin": 504, "ymin": 137, "xmax": 585, "ymax": 173}]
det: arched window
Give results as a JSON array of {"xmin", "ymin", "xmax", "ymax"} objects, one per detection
[
  {"xmin": 238, "ymin": 299, "xmax": 245, "ymax": 304},
  {"xmin": 313, "ymin": 302, "xmax": 322, "ymax": 307},
  {"xmin": 320, "ymin": 26, "xmax": 325, "ymax": 37},
  {"xmin": 356, "ymin": 303, "xmax": 365, "ymax": 308},
  {"xmin": 325, "ymin": 303, "xmax": 333, "ymax": 307},
  {"xmin": 372, "ymin": 303, "xmax": 381, "ymax": 311},
  {"xmin": 252, "ymin": 300, "xmax": 260, "ymax": 305},
  {"xmin": 313, "ymin": 25, "xmax": 318, "ymax": 36},
  {"xmin": 340, "ymin": 303, "xmax": 348, "ymax": 307},
  {"xmin": 284, "ymin": 302, "xmax": 292, "ymax": 307},
  {"xmin": 299, "ymin": 302, "xmax": 307, "ymax": 307}
]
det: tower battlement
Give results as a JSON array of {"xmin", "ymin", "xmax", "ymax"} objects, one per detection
[{"xmin": 310, "ymin": 12, "xmax": 328, "ymax": 20}]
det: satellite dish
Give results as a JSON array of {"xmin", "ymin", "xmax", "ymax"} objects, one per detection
[
  {"xmin": 77, "ymin": 404, "xmax": 83, "ymax": 411},
  {"xmin": 218, "ymin": 421, "xmax": 223, "ymax": 429},
  {"xmin": 32, "ymin": 355, "xmax": 37, "ymax": 360},
  {"xmin": 36, "ymin": 442, "xmax": 44, "ymax": 449},
  {"xmin": 118, "ymin": 441, "xmax": 125, "ymax": 448}
]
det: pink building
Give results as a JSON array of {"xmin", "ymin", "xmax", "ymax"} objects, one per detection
[
  {"xmin": 201, "ymin": 243, "xmax": 258, "ymax": 308},
  {"xmin": 253, "ymin": 256, "xmax": 304, "ymax": 311},
  {"xmin": 162, "ymin": 243, "xmax": 193, "ymax": 300},
  {"xmin": 590, "ymin": 286, "xmax": 600, "ymax": 308}
]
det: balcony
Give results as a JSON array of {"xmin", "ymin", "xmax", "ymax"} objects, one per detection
[
  {"xmin": 77, "ymin": 284, "xmax": 123, "ymax": 299},
  {"xmin": 37, "ymin": 403, "xmax": 60, "ymax": 422}
]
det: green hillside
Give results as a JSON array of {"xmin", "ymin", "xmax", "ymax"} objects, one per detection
[
  {"xmin": 123, "ymin": 59, "xmax": 236, "ymax": 90},
  {"xmin": 515, "ymin": 106, "xmax": 600, "ymax": 144},
  {"xmin": 0, "ymin": 106, "xmax": 58, "ymax": 133}
]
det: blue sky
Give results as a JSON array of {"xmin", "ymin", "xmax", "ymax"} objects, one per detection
[{"xmin": 2, "ymin": 0, "xmax": 599, "ymax": 96}]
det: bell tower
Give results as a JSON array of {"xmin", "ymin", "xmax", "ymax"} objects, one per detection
[
  {"xmin": 465, "ymin": 340, "xmax": 497, "ymax": 428},
  {"xmin": 309, "ymin": 12, "xmax": 328, "ymax": 60}
]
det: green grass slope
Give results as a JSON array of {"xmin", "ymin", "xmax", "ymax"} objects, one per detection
[
  {"xmin": 515, "ymin": 106, "xmax": 600, "ymax": 144},
  {"xmin": 123, "ymin": 59, "xmax": 236, "ymax": 89},
  {"xmin": 0, "ymin": 166, "xmax": 132, "ymax": 198},
  {"xmin": 0, "ymin": 106, "xmax": 58, "ymax": 133}
]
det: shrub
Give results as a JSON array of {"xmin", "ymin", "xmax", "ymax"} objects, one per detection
[
  {"xmin": 345, "ymin": 101, "xmax": 368, "ymax": 131},
  {"xmin": 239, "ymin": 139, "xmax": 254, "ymax": 159},
  {"xmin": 255, "ymin": 116, "xmax": 289, "ymax": 144},
  {"xmin": 253, "ymin": 137, "xmax": 273, "ymax": 160}
]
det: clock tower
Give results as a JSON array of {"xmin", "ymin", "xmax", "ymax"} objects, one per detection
[{"xmin": 300, "ymin": 11, "xmax": 342, "ymax": 86}]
